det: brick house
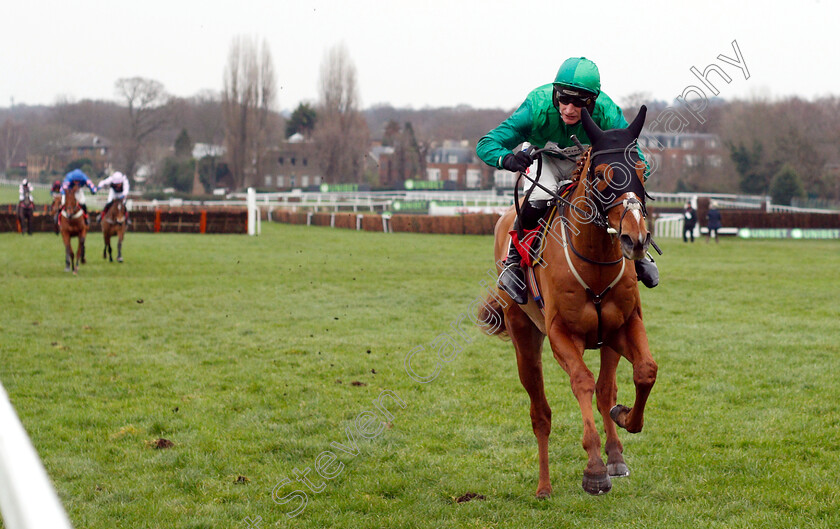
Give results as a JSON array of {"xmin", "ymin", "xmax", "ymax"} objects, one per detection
[
  {"xmin": 28, "ymin": 132, "xmax": 112, "ymax": 180},
  {"xmin": 261, "ymin": 133, "xmax": 321, "ymax": 190},
  {"xmin": 638, "ymin": 132, "xmax": 725, "ymax": 191},
  {"xmin": 425, "ymin": 141, "xmax": 493, "ymax": 189}
]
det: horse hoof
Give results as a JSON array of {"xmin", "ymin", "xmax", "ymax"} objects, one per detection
[
  {"xmin": 582, "ymin": 472, "xmax": 612, "ymax": 495},
  {"xmin": 608, "ymin": 462, "xmax": 630, "ymax": 478},
  {"xmin": 610, "ymin": 404, "xmax": 631, "ymax": 429},
  {"xmin": 118, "ymin": 257, "xmax": 123, "ymax": 263},
  {"xmin": 535, "ymin": 486, "xmax": 552, "ymax": 499}
]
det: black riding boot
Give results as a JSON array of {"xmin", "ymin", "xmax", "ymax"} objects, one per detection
[
  {"xmin": 82, "ymin": 204, "xmax": 89, "ymax": 226},
  {"xmin": 499, "ymin": 219, "xmax": 528, "ymax": 304},
  {"xmin": 635, "ymin": 254, "xmax": 659, "ymax": 288}
]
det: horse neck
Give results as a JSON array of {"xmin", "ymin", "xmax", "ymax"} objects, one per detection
[
  {"xmin": 108, "ymin": 203, "xmax": 122, "ymax": 219},
  {"xmin": 65, "ymin": 190, "xmax": 78, "ymax": 210},
  {"xmin": 564, "ymin": 179, "xmax": 620, "ymax": 259}
]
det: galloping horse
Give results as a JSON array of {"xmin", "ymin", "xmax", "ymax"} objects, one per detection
[
  {"xmin": 102, "ymin": 199, "xmax": 127, "ymax": 262},
  {"xmin": 479, "ymin": 106, "xmax": 657, "ymax": 496},
  {"xmin": 17, "ymin": 189, "xmax": 34, "ymax": 235},
  {"xmin": 58, "ymin": 183, "xmax": 88, "ymax": 273}
]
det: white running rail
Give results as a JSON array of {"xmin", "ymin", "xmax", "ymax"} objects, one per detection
[{"xmin": 0, "ymin": 381, "xmax": 74, "ymax": 529}]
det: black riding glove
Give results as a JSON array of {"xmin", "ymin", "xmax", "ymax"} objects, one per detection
[{"xmin": 502, "ymin": 151, "xmax": 533, "ymax": 173}]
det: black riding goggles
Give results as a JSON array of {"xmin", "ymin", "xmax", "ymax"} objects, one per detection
[{"xmin": 555, "ymin": 94, "xmax": 594, "ymax": 108}]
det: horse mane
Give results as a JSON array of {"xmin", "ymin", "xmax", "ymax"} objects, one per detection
[{"xmin": 569, "ymin": 148, "xmax": 592, "ymax": 183}]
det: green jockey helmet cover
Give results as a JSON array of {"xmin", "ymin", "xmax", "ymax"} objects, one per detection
[{"xmin": 553, "ymin": 57, "xmax": 601, "ymax": 98}]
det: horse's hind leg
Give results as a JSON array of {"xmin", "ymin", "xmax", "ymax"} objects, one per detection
[
  {"xmin": 104, "ymin": 232, "xmax": 112, "ymax": 261},
  {"xmin": 508, "ymin": 308, "xmax": 552, "ymax": 498},
  {"xmin": 609, "ymin": 311, "xmax": 658, "ymax": 434},
  {"xmin": 597, "ymin": 346, "xmax": 628, "ymax": 477},
  {"xmin": 64, "ymin": 237, "xmax": 74, "ymax": 273},
  {"xmin": 548, "ymin": 319, "xmax": 611, "ymax": 495}
]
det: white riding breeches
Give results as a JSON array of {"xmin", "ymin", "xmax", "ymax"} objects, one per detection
[
  {"xmin": 61, "ymin": 189, "xmax": 86, "ymax": 205},
  {"xmin": 524, "ymin": 154, "xmax": 577, "ymax": 204}
]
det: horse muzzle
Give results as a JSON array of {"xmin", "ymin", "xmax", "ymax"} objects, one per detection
[{"xmin": 620, "ymin": 231, "xmax": 650, "ymax": 260}]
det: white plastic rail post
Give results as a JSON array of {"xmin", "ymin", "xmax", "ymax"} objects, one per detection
[
  {"xmin": 247, "ymin": 187, "xmax": 257, "ymax": 236},
  {"xmin": 0, "ymin": 381, "xmax": 74, "ymax": 529}
]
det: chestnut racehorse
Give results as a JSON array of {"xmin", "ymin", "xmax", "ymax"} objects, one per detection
[
  {"xmin": 479, "ymin": 106, "xmax": 657, "ymax": 496},
  {"xmin": 102, "ymin": 199, "xmax": 127, "ymax": 262},
  {"xmin": 59, "ymin": 183, "xmax": 88, "ymax": 273}
]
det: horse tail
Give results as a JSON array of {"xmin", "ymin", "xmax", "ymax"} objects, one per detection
[{"xmin": 476, "ymin": 292, "xmax": 508, "ymax": 339}]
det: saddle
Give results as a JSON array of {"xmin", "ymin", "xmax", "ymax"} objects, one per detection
[
  {"xmin": 508, "ymin": 181, "xmax": 577, "ymax": 268},
  {"xmin": 508, "ymin": 182, "xmax": 578, "ymax": 312}
]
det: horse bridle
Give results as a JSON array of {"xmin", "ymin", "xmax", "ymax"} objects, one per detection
[
  {"xmin": 586, "ymin": 147, "xmax": 648, "ymax": 227},
  {"xmin": 585, "ymin": 146, "xmax": 663, "ymax": 256}
]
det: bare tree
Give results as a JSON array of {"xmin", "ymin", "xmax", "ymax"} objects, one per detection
[
  {"xmin": 222, "ymin": 36, "xmax": 277, "ymax": 189},
  {"xmin": 0, "ymin": 119, "xmax": 27, "ymax": 172},
  {"xmin": 192, "ymin": 89, "xmax": 225, "ymax": 144},
  {"xmin": 621, "ymin": 92, "xmax": 653, "ymax": 123},
  {"xmin": 313, "ymin": 44, "xmax": 370, "ymax": 184},
  {"xmin": 115, "ymin": 77, "xmax": 171, "ymax": 178}
]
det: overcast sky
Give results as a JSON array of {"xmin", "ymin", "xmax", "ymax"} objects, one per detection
[{"xmin": 4, "ymin": 0, "xmax": 838, "ymax": 112}]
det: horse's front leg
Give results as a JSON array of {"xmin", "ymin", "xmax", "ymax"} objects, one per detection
[
  {"xmin": 117, "ymin": 231, "xmax": 123, "ymax": 262},
  {"xmin": 63, "ymin": 235, "xmax": 74, "ymax": 273},
  {"xmin": 548, "ymin": 318, "xmax": 611, "ymax": 495},
  {"xmin": 597, "ymin": 346, "xmax": 628, "ymax": 477},
  {"xmin": 79, "ymin": 234, "xmax": 86, "ymax": 265},
  {"xmin": 507, "ymin": 307, "xmax": 552, "ymax": 498},
  {"xmin": 609, "ymin": 310, "xmax": 657, "ymax": 434}
]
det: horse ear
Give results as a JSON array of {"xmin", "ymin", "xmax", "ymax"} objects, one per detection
[
  {"xmin": 627, "ymin": 105, "xmax": 647, "ymax": 139},
  {"xmin": 580, "ymin": 108, "xmax": 604, "ymax": 144}
]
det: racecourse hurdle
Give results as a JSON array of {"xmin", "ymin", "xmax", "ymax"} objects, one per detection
[{"xmin": 0, "ymin": 381, "xmax": 74, "ymax": 529}]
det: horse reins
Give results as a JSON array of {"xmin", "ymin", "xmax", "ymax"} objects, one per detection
[{"xmin": 513, "ymin": 146, "xmax": 611, "ymax": 240}]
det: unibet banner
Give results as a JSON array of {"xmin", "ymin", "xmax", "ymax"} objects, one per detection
[{"xmin": 738, "ymin": 228, "xmax": 840, "ymax": 239}]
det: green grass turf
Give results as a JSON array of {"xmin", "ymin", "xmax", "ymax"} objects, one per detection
[
  {"xmin": 0, "ymin": 182, "xmax": 53, "ymax": 206},
  {"xmin": 1, "ymin": 223, "xmax": 839, "ymax": 528}
]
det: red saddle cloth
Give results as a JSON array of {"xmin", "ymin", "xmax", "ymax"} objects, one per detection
[{"xmin": 508, "ymin": 227, "xmax": 543, "ymax": 268}]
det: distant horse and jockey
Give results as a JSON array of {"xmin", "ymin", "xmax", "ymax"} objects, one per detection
[
  {"xmin": 97, "ymin": 170, "xmax": 130, "ymax": 263},
  {"xmin": 58, "ymin": 181, "xmax": 89, "ymax": 274},
  {"xmin": 101, "ymin": 197, "xmax": 127, "ymax": 262},
  {"xmin": 17, "ymin": 179, "xmax": 35, "ymax": 235},
  {"xmin": 479, "ymin": 107, "xmax": 659, "ymax": 496}
]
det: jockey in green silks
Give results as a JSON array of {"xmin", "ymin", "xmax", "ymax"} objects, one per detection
[{"xmin": 476, "ymin": 57, "xmax": 659, "ymax": 304}]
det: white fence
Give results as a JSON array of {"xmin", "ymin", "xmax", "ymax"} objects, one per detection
[
  {"xmin": 0, "ymin": 381, "xmax": 74, "ymax": 529},
  {"xmin": 653, "ymin": 214, "xmax": 687, "ymax": 238}
]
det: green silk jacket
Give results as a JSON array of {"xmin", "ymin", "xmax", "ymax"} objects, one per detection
[{"xmin": 476, "ymin": 83, "xmax": 647, "ymax": 177}]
